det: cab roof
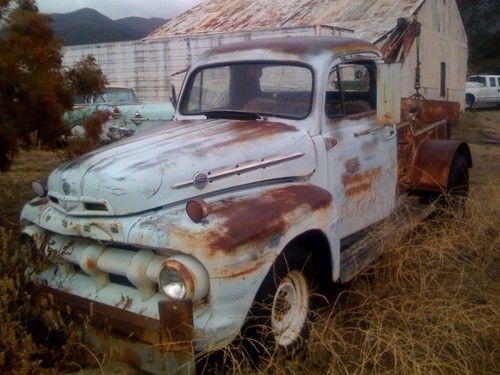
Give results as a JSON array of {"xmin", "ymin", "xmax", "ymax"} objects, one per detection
[{"xmin": 198, "ymin": 36, "xmax": 381, "ymax": 64}]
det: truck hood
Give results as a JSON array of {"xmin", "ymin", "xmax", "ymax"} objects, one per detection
[{"xmin": 47, "ymin": 119, "xmax": 316, "ymax": 216}]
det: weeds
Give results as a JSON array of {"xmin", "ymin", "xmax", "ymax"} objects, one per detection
[
  {"xmin": 212, "ymin": 195, "xmax": 499, "ymax": 374},
  {"xmin": 0, "ymin": 112, "xmax": 498, "ymax": 373},
  {"xmin": 0, "ymin": 228, "xmax": 108, "ymax": 373}
]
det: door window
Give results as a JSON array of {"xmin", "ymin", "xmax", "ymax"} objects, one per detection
[
  {"xmin": 325, "ymin": 62, "xmax": 376, "ymax": 118},
  {"xmin": 489, "ymin": 77, "xmax": 497, "ymax": 87}
]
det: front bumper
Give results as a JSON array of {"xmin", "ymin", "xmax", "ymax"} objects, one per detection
[{"xmin": 32, "ymin": 284, "xmax": 195, "ymax": 374}]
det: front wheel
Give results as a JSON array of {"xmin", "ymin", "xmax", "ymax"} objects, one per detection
[
  {"xmin": 242, "ymin": 247, "xmax": 315, "ymax": 362},
  {"xmin": 271, "ymin": 269, "xmax": 310, "ymax": 349},
  {"xmin": 465, "ymin": 94, "xmax": 475, "ymax": 110}
]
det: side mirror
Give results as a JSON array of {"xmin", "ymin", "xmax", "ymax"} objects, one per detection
[{"xmin": 377, "ymin": 63, "xmax": 401, "ymax": 124}]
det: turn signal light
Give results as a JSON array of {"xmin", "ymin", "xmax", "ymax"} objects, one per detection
[{"xmin": 186, "ymin": 198, "xmax": 209, "ymax": 223}]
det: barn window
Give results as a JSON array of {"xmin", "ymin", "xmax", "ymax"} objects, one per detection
[{"xmin": 440, "ymin": 62, "xmax": 446, "ymax": 97}]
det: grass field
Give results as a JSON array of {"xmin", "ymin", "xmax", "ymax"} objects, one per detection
[{"xmin": 0, "ymin": 111, "xmax": 498, "ymax": 374}]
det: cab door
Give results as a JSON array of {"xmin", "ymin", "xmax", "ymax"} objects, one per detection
[
  {"xmin": 322, "ymin": 60, "xmax": 397, "ymax": 238},
  {"xmin": 486, "ymin": 76, "xmax": 499, "ymax": 103}
]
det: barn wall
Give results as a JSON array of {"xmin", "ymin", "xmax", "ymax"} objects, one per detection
[
  {"xmin": 398, "ymin": 0, "xmax": 467, "ymax": 107},
  {"xmin": 63, "ymin": 0, "xmax": 467, "ymax": 108},
  {"xmin": 63, "ymin": 26, "xmax": 347, "ymax": 102}
]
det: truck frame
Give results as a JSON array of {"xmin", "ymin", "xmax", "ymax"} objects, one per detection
[{"xmin": 21, "ymin": 37, "xmax": 471, "ymax": 374}]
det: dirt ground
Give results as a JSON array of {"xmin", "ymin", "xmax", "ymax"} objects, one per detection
[{"xmin": 0, "ymin": 109, "xmax": 498, "ymax": 374}]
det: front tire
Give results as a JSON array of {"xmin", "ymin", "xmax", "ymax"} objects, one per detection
[
  {"xmin": 242, "ymin": 247, "xmax": 314, "ymax": 362},
  {"xmin": 465, "ymin": 94, "xmax": 475, "ymax": 110}
]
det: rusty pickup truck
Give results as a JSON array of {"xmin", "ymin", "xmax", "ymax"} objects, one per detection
[{"xmin": 21, "ymin": 37, "xmax": 471, "ymax": 374}]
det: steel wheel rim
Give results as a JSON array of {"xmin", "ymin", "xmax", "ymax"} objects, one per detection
[{"xmin": 271, "ymin": 270, "xmax": 309, "ymax": 347}]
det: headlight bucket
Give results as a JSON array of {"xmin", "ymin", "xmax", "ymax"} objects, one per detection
[{"xmin": 158, "ymin": 255, "xmax": 209, "ymax": 302}]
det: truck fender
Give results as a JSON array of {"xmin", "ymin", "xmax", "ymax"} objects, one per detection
[{"xmin": 410, "ymin": 140, "xmax": 472, "ymax": 192}]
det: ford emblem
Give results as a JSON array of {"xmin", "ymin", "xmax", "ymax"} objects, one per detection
[{"xmin": 193, "ymin": 172, "xmax": 208, "ymax": 190}]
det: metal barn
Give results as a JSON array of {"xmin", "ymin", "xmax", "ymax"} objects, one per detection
[{"xmin": 62, "ymin": 0, "xmax": 468, "ymax": 107}]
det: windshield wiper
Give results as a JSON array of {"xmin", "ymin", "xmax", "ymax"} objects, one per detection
[{"xmin": 199, "ymin": 110, "xmax": 264, "ymax": 120}]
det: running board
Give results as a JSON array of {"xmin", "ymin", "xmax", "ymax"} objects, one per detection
[{"xmin": 339, "ymin": 198, "xmax": 434, "ymax": 283}]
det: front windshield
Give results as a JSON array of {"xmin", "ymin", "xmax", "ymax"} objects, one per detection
[
  {"xmin": 95, "ymin": 88, "xmax": 139, "ymax": 104},
  {"xmin": 180, "ymin": 63, "xmax": 313, "ymax": 119}
]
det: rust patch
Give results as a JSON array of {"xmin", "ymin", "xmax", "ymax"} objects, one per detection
[
  {"xmin": 123, "ymin": 296, "xmax": 133, "ymax": 310},
  {"xmin": 207, "ymin": 184, "xmax": 332, "ymax": 254},
  {"xmin": 86, "ymin": 259, "xmax": 97, "ymax": 271},
  {"xmin": 29, "ymin": 283, "xmax": 161, "ymax": 344},
  {"xmin": 201, "ymin": 37, "xmax": 379, "ymax": 59},
  {"xmin": 345, "ymin": 157, "xmax": 360, "ymax": 174},
  {"xmin": 193, "ymin": 120, "xmax": 299, "ymax": 157},
  {"xmin": 345, "ymin": 183, "xmax": 371, "ymax": 197},
  {"xmin": 342, "ymin": 167, "xmax": 382, "ymax": 187},
  {"xmin": 397, "ymin": 98, "xmax": 461, "ymax": 193},
  {"xmin": 217, "ymin": 257, "xmax": 270, "ymax": 278},
  {"xmin": 158, "ymin": 300, "xmax": 193, "ymax": 351}
]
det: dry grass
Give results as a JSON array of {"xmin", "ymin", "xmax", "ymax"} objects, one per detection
[
  {"xmin": 0, "ymin": 111, "xmax": 498, "ymax": 374},
  {"xmin": 0, "ymin": 228, "xmax": 107, "ymax": 373},
  {"xmin": 198, "ymin": 195, "xmax": 499, "ymax": 375}
]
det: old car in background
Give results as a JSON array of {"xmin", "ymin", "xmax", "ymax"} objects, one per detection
[
  {"xmin": 465, "ymin": 75, "xmax": 500, "ymax": 109},
  {"xmin": 65, "ymin": 86, "xmax": 174, "ymax": 142},
  {"xmin": 22, "ymin": 37, "xmax": 471, "ymax": 374}
]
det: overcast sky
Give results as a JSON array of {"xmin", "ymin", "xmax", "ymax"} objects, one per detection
[{"xmin": 36, "ymin": 0, "xmax": 205, "ymax": 20}]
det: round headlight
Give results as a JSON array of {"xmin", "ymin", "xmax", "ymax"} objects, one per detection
[
  {"xmin": 31, "ymin": 180, "xmax": 47, "ymax": 197},
  {"xmin": 158, "ymin": 266, "xmax": 187, "ymax": 300}
]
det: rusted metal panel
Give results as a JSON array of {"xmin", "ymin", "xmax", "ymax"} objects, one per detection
[
  {"xmin": 32, "ymin": 284, "xmax": 196, "ymax": 374},
  {"xmin": 381, "ymin": 19, "xmax": 421, "ymax": 64},
  {"xmin": 409, "ymin": 139, "xmax": 469, "ymax": 192},
  {"xmin": 159, "ymin": 300, "xmax": 194, "ymax": 351},
  {"xmin": 31, "ymin": 284, "xmax": 161, "ymax": 343},
  {"xmin": 148, "ymin": 0, "xmax": 425, "ymax": 44},
  {"xmin": 396, "ymin": 97, "xmax": 462, "ymax": 193},
  {"xmin": 199, "ymin": 36, "xmax": 380, "ymax": 61}
]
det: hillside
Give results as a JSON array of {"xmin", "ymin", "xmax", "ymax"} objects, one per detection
[{"xmin": 49, "ymin": 8, "xmax": 167, "ymax": 46}]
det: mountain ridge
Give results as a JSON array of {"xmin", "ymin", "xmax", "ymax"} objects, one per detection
[{"xmin": 49, "ymin": 8, "xmax": 168, "ymax": 46}]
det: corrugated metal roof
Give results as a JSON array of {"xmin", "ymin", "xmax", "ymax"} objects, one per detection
[{"xmin": 147, "ymin": 0, "xmax": 426, "ymax": 42}]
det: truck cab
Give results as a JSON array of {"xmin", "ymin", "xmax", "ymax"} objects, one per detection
[{"xmin": 21, "ymin": 37, "xmax": 471, "ymax": 374}]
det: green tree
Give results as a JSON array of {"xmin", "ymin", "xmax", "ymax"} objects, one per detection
[
  {"xmin": 457, "ymin": 0, "xmax": 500, "ymax": 74},
  {"xmin": 66, "ymin": 54, "xmax": 108, "ymax": 103},
  {"xmin": 0, "ymin": 0, "xmax": 72, "ymax": 171}
]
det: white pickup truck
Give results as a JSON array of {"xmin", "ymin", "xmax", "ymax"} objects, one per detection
[
  {"xmin": 465, "ymin": 75, "xmax": 500, "ymax": 108},
  {"xmin": 21, "ymin": 37, "xmax": 471, "ymax": 374}
]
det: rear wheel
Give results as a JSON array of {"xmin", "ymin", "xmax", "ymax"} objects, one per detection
[
  {"xmin": 419, "ymin": 153, "xmax": 469, "ymax": 213},
  {"xmin": 242, "ymin": 247, "xmax": 315, "ymax": 363},
  {"xmin": 444, "ymin": 153, "xmax": 469, "ymax": 210}
]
